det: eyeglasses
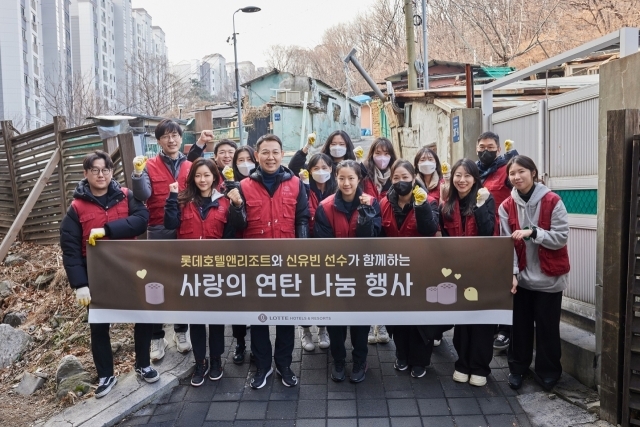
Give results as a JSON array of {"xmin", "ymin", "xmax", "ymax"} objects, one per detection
[
  {"xmin": 159, "ymin": 132, "xmax": 181, "ymax": 142},
  {"xmin": 90, "ymin": 168, "xmax": 112, "ymax": 176}
]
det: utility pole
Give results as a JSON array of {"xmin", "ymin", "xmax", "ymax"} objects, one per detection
[
  {"xmin": 404, "ymin": 0, "xmax": 417, "ymax": 90},
  {"xmin": 422, "ymin": 0, "xmax": 428, "ymax": 89}
]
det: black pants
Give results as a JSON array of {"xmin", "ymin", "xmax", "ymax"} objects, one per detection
[
  {"xmin": 327, "ymin": 326, "xmax": 369, "ymax": 364},
  {"xmin": 251, "ymin": 325, "xmax": 294, "ymax": 371},
  {"xmin": 453, "ymin": 324, "xmax": 495, "ymax": 377},
  {"xmin": 394, "ymin": 325, "xmax": 431, "ymax": 366},
  {"xmin": 151, "ymin": 323, "xmax": 188, "ymax": 340},
  {"xmin": 232, "ymin": 324, "xmax": 247, "ymax": 347},
  {"xmin": 91, "ymin": 323, "xmax": 152, "ymax": 378},
  {"xmin": 508, "ymin": 287, "xmax": 563, "ymax": 380},
  {"xmin": 190, "ymin": 324, "xmax": 225, "ymax": 361}
]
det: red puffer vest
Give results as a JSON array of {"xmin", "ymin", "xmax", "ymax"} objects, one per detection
[
  {"xmin": 502, "ymin": 192, "xmax": 570, "ymax": 277},
  {"xmin": 240, "ymin": 175, "xmax": 301, "ymax": 238},
  {"xmin": 441, "ymin": 199, "xmax": 479, "ymax": 237},
  {"xmin": 318, "ymin": 193, "xmax": 364, "ymax": 238},
  {"xmin": 380, "ymin": 197, "xmax": 425, "ymax": 237},
  {"xmin": 362, "ymin": 177, "xmax": 389, "ymax": 202},
  {"xmin": 146, "ymin": 156, "xmax": 191, "ymax": 226},
  {"xmin": 427, "ymin": 179, "xmax": 443, "ymax": 204},
  {"xmin": 308, "ymin": 190, "xmax": 320, "ymax": 236},
  {"xmin": 177, "ymin": 197, "xmax": 229, "ymax": 240},
  {"xmin": 71, "ymin": 188, "xmax": 132, "ymax": 256},
  {"xmin": 483, "ymin": 165, "xmax": 510, "ymax": 233}
]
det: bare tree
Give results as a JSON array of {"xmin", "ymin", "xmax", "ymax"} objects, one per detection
[{"xmin": 566, "ymin": 0, "xmax": 640, "ymax": 35}]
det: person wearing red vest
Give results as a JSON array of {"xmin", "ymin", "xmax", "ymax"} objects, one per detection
[
  {"xmin": 380, "ymin": 160, "xmax": 442, "ymax": 379},
  {"xmin": 163, "ymin": 158, "xmax": 245, "ymax": 387},
  {"xmin": 231, "ymin": 134, "xmax": 310, "ymax": 390},
  {"xmin": 314, "ymin": 160, "xmax": 382, "ymax": 384},
  {"xmin": 298, "ymin": 153, "xmax": 336, "ymax": 352},
  {"xmin": 131, "ymin": 119, "xmax": 196, "ymax": 361},
  {"xmin": 439, "ymin": 159, "xmax": 496, "ymax": 387},
  {"xmin": 361, "ymin": 137, "xmax": 397, "ymax": 345},
  {"xmin": 60, "ymin": 150, "xmax": 156, "ymax": 399},
  {"xmin": 475, "ymin": 131, "xmax": 519, "ymax": 352},
  {"xmin": 413, "ymin": 146, "xmax": 445, "ymax": 205},
  {"xmin": 499, "ymin": 155, "xmax": 569, "ymax": 392}
]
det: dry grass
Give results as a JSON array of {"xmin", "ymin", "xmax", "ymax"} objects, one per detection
[{"xmin": 0, "ymin": 242, "xmax": 137, "ymax": 427}]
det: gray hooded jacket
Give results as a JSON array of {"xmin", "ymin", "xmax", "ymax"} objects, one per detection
[{"xmin": 499, "ymin": 183, "xmax": 569, "ymax": 293}]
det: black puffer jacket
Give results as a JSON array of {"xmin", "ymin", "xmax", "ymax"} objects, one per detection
[
  {"xmin": 60, "ymin": 179, "xmax": 149, "ymax": 289},
  {"xmin": 384, "ymin": 185, "xmax": 439, "ymax": 236}
]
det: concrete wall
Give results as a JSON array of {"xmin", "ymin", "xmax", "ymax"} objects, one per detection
[
  {"xmin": 395, "ymin": 103, "xmax": 451, "ymax": 164},
  {"xmin": 450, "ymin": 109, "xmax": 482, "ymax": 164},
  {"xmin": 596, "ymin": 50, "xmax": 640, "ymax": 390}
]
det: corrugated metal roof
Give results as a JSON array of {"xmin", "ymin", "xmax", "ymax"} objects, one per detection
[{"xmin": 434, "ymin": 96, "xmax": 549, "ymax": 113}]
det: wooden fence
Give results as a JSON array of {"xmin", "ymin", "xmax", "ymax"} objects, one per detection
[{"xmin": 0, "ymin": 117, "xmax": 136, "ymax": 259}]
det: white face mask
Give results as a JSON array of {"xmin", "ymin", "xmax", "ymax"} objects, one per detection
[
  {"xmin": 237, "ymin": 161, "xmax": 255, "ymax": 177},
  {"xmin": 373, "ymin": 155, "xmax": 391, "ymax": 170},
  {"xmin": 311, "ymin": 170, "xmax": 331, "ymax": 184},
  {"xmin": 418, "ymin": 161, "xmax": 436, "ymax": 175},
  {"xmin": 329, "ymin": 145, "xmax": 347, "ymax": 158}
]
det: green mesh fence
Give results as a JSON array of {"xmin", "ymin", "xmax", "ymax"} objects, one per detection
[{"xmin": 554, "ymin": 189, "xmax": 597, "ymax": 215}]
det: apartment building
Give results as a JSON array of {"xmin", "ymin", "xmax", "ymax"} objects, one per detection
[{"xmin": 202, "ymin": 53, "xmax": 227, "ymax": 98}]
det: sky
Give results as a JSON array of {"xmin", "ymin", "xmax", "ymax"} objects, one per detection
[{"xmin": 132, "ymin": 0, "xmax": 377, "ymax": 67}]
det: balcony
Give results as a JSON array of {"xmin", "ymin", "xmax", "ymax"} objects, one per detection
[
  {"xmin": 32, "ymin": 42, "xmax": 37, "ymax": 52},
  {"xmin": 32, "ymin": 22, "xmax": 37, "ymax": 32},
  {"xmin": 34, "ymin": 64, "xmax": 39, "ymax": 75}
]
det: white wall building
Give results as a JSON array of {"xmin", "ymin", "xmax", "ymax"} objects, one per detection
[
  {"xmin": 202, "ymin": 53, "xmax": 226, "ymax": 97},
  {"xmin": 41, "ymin": 0, "xmax": 73, "ymax": 122},
  {"xmin": 70, "ymin": 0, "xmax": 117, "ymax": 111},
  {"xmin": 152, "ymin": 26, "xmax": 167, "ymax": 58},
  {"xmin": 112, "ymin": 0, "xmax": 132, "ymax": 110},
  {"xmin": 0, "ymin": 0, "xmax": 46, "ymax": 130}
]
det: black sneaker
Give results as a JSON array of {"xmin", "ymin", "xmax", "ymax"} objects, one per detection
[
  {"xmin": 493, "ymin": 334, "xmax": 510, "ymax": 350},
  {"xmin": 135, "ymin": 366, "xmax": 160, "ymax": 383},
  {"xmin": 209, "ymin": 356, "xmax": 223, "ymax": 381},
  {"xmin": 191, "ymin": 359, "xmax": 209, "ymax": 387},
  {"xmin": 394, "ymin": 359, "xmax": 408, "ymax": 371},
  {"xmin": 250, "ymin": 366, "xmax": 273, "ymax": 389},
  {"xmin": 233, "ymin": 344, "xmax": 246, "ymax": 365},
  {"xmin": 350, "ymin": 361, "xmax": 368, "ymax": 383},
  {"xmin": 508, "ymin": 373, "xmax": 523, "ymax": 390},
  {"xmin": 411, "ymin": 365, "xmax": 426, "ymax": 378},
  {"xmin": 95, "ymin": 376, "xmax": 117, "ymax": 398},
  {"xmin": 276, "ymin": 366, "xmax": 298, "ymax": 387},
  {"xmin": 331, "ymin": 360, "xmax": 346, "ymax": 382}
]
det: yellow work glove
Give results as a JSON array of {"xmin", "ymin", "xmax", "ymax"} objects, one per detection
[
  {"xmin": 441, "ymin": 161, "xmax": 451, "ymax": 181},
  {"xmin": 133, "ymin": 156, "xmax": 148, "ymax": 175},
  {"xmin": 75, "ymin": 287, "xmax": 91, "ymax": 307},
  {"xmin": 88, "ymin": 228, "xmax": 106, "ymax": 246},
  {"xmin": 354, "ymin": 146, "xmax": 364, "ymax": 161},
  {"xmin": 222, "ymin": 165, "xmax": 234, "ymax": 181},
  {"xmin": 505, "ymin": 139, "xmax": 514, "ymax": 152},
  {"xmin": 412, "ymin": 185, "xmax": 427, "ymax": 206},
  {"xmin": 299, "ymin": 169, "xmax": 310, "ymax": 185},
  {"xmin": 476, "ymin": 187, "xmax": 490, "ymax": 208},
  {"xmin": 307, "ymin": 133, "xmax": 317, "ymax": 147}
]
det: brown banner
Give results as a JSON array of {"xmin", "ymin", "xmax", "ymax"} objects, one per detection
[{"xmin": 87, "ymin": 237, "xmax": 514, "ymax": 325}]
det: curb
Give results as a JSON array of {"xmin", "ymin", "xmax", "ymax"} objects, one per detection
[{"xmin": 42, "ymin": 330, "xmax": 193, "ymax": 427}]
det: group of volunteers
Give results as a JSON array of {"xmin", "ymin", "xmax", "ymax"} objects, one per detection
[{"xmin": 60, "ymin": 118, "xmax": 569, "ymax": 399}]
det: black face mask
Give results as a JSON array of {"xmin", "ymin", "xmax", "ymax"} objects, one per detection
[
  {"xmin": 393, "ymin": 181, "xmax": 413, "ymax": 196},
  {"xmin": 477, "ymin": 150, "xmax": 498, "ymax": 166}
]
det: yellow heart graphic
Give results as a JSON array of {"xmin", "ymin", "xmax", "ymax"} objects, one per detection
[
  {"xmin": 441, "ymin": 268, "xmax": 452, "ymax": 277},
  {"xmin": 136, "ymin": 269, "xmax": 147, "ymax": 279},
  {"xmin": 455, "ymin": 274, "xmax": 461, "ymax": 280}
]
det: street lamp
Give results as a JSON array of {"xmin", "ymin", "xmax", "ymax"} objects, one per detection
[{"xmin": 233, "ymin": 6, "xmax": 261, "ymax": 145}]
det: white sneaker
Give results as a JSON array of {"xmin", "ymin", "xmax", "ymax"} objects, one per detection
[
  {"xmin": 433, "ymin": 339, "xmax": 441, "ymax": 347},
  {"xmin": 368, "ymin": 326, "xmax": 377, "ymax": 344},
  {"xmin": 317, "ymin": 327, "xmax": 330, "ymax": 349},
  {"xmin": 150, "ymin": 338, "xmax": 168, "ymax": 361},
  {"xmin": 376, "ymin": 325, "xmax": 390, "ymax": 344},
  {"xmin": 470, "ymin": 375, "xmax": 487, "ymax": 387},
  {"xmin": 301, "ymin": 327, "xmax": 315, "ymax": 351},
  {"xmin": 453, "ymin": 370, "xmax": 469, "ymax": 383},
  {"xmin": 174, "ymin": 331, "xmax": 192, "ymax": 353}
]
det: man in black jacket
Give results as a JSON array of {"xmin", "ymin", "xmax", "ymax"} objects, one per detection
[
  {"xmin": 230, "ymin": 134, "xmax": 310, "ymax": 389},
  {"xmin": 60, "ymin": 150, "xmax": 157, "ymax": 398}
]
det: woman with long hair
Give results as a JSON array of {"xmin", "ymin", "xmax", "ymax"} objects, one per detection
[
  {"xmin": 413, "ymin": 146, "xmax": 444, "ymax": 204},
  {"xmin": 288, "ymin": 130, "xmax": 357, "ymax": 174},
  {"xmin": 298, "ymin": 152, "xmax": 337, "ymax": 352},
  {"xmin": 439, "ymin": 158, "xmax": 496, "ymax": 387},
  {"xmin": 232, "ymin": 145, "xmax": 257, "ymax": 180},
  {"xmin": 164, "ymin": 158, "xmax": 244, "ymax": 387},
  {"xmin": 500, "ymin": 155, "xmax": 569, "ymax": 392},
  {"xmin": 313, "ymin": 160, "xmax": 381, "ymax": 383}
]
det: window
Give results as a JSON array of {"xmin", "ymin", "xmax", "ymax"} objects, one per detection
[
  {"xmin": 24, "ymin": 74, "xmax": 29, "ymax": 85},
  {"xmin": 22, "ymin": 29, "xmax": 27, "ymax": 41},
  {"xmin": 21, "ymin": 6, "xmax": 25, "ymax": 19},
  {"xmin": 332, "ymin": 104, "xmax": 341, "ymax": 122}
]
